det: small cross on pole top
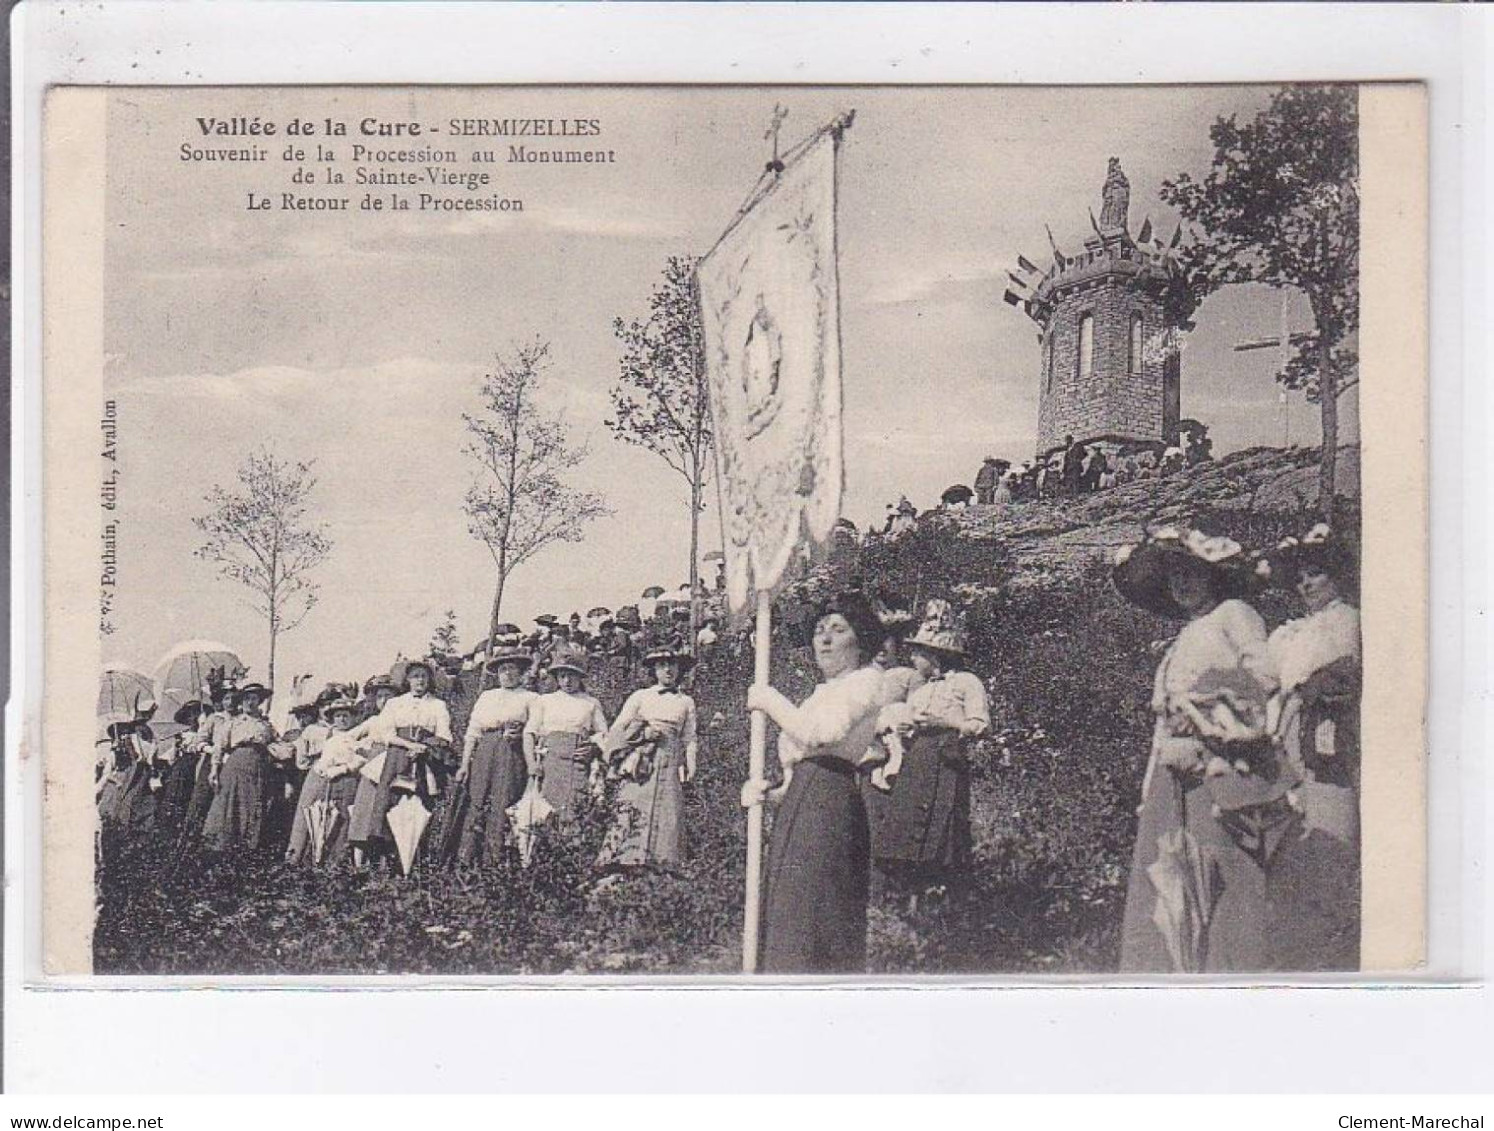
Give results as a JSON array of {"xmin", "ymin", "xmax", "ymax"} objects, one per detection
[{"xmin": 765, "ymin": 104, "xmax": 789, "ymax": 174}]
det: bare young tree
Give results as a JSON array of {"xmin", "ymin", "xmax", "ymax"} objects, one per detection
[
  {"xmin": 607, "ymin": 255, "xmax": 712, "ymax": 649},
  {"xmin": 463, "ymin": 339, "xmax": 610, "ymax": 685},
  {"xmin": 193, "ymin": 446, "xmax": 333, "ymax": 691}
]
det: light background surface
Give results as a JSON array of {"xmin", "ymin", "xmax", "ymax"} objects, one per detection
[{"xmin": 10, "ymin": 1, "xmax": 1489, "ymax": 1093}]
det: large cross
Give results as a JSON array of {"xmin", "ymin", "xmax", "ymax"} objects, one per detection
[{"xmin": 1231, "ymin": 289, "xmax": 1312, "ymax": 447}]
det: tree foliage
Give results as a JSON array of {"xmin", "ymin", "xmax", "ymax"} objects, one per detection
[
  {"xmin": 608, "ymin": 256, "xmax": 713, "ymax": 488},
  {"xmin": 193, "ymin": 446, "xmax": 332, "ymax": 689},
  {"xmin": 607, "ymin": 255, "xmax": 713, "ymax": 645},
  {"xmin": 1161, "ymin": 85, "xmax": 1359, "ymax": 511},
  {"xmin": 427, "ymin": 609, "xmax": 461, "ymax": 659},
  {"xmin": 463, "ymin": 339, "xmax": 611, "ymax": 660}
]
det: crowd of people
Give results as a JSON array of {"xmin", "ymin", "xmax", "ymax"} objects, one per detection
[
  {"xmin": 741, "ymin": 518, "xmax": 1360, "ymax": 974},
  {"xmin": 96, "ymin": 508, "xmax": 1361, "ymax": 976}
]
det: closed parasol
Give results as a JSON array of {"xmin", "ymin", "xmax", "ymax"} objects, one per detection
[
  {"xmin": 506, "ymin": 780, "xmax": 555, "ymax": 867},
  {"xmin": 1146, "ymin": 786, "xmax": 1225, "ymax": 972},
  {"xmin": 387, "ymin": 794, "xmax": 432, "ymax": 876},
  {"xmin": 99, "ymin": 664, "xmax": 154, "ymax": 724},
  {"xmin": 306, "ymin": 797, "xmax": 340, "ymax": 865},
  {"xmin": 152, "ymin": 640, "xmax": 246, "ymax": 705}
]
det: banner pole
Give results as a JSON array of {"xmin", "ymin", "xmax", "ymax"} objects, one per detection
[{"xmin": 742, "ymin": 588, "xmax": 772, "ymax": 973}]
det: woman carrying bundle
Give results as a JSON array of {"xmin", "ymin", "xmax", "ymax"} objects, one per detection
[
  {"xmin": 453, "ymin": 647, "xmax": 538, "ymax": 866},
  {"xmin": 347, "ymin": 660, "xmax": 453, "ymax": 869},
  {"xmin": 202, "ymin": 682, "xmax": 279, "ymax": 853},
  {"xmin": 523, "ymin": 645, "xmax": 609, "ymax": 816},
  {"xmin": 602, "ymin": 643, "xmax": 699, "ymax": 868},
  {"xmin": 1114, "ymin": 526, "xmax": 1280, "ymax": 973},
  {"xmin": 1261, "ymin": 523, "xmax": 1363, "ymax": 971},
  {"xmin": 868, "ymin": 600, "xmax": 990, "ymax": 905},
  {"xmin": 285, "ymin": 697, "xmax": 364, "ymax": 868}
]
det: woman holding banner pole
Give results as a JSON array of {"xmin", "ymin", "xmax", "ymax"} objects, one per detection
[{"xmin": 744, "ymin": 589, "xmax": 885, "ymax": 974}]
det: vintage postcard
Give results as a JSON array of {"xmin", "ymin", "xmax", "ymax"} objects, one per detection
[{"xmin": 40, "ymin": 82, "xmax": 1426, "ymax": 979}]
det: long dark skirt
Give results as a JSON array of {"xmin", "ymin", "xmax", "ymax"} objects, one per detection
[
  {"xmin": 867, "ymin": 730, "xmax": 970, "ymax": 870},
  {"xmin": 183, "ymin": 753, "xmax": 216, "ymax": 838},
  {"xmin": 610, "ymin": 742, "xmax": 685, "ymax": 866},
  {"xmin": 158, "ymin": 751, "xmax": 201, "ymax": 830},
  {"xmin": 347, "ymin": 743, "xmax": 415, "ymax": 847},
  {"xmin": 202, "ymin": 744, "xmax": 269, "ymax": 852},
  {"xmin": 285, "ymin": 771, "xmax": 361, "ymax": 867},
  {"xmin": 761, "ymin": 756, "xmax": 870, "ymax": 975},
  {"xmin": 456, "ymin": 731, "xmax": 528, "ymax": 866},
  {"xmin": 98, "ymin": 762, "xmax": 157, "ymax": 836},
  {"xmin": 539, "ymin": 732, "xmax": 592, "ymax": 815},
  {"xmin": 263, "ymin": 760, "xmax": 304, "ymax": 856}
]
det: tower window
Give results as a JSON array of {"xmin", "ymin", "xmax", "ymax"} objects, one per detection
[
  {"xmin": 1129, "ymin": 313, "xmax": 1144, "ymax": 375},
  {"xmin": 1045, "ymin": 335, "xmax": 1055, "ymax": 392},
  {"xmin": 1077, "ymin": 313, "xmax": 1094, "ymax": 383}
]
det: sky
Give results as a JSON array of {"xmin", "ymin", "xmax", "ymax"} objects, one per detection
[{"xmin": 102, "ymin": 85, "xmax": 1357, "ymax": 697}]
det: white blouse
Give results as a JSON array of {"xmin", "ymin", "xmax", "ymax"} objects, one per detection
[
  {"xmin": 525, "ymin": 690, "xmax": 609, "ymax": 739},
  {"xmin": 1267, "ymin": 599, "xmax": 1361, "ymax": 693},
  {"xmin": 610, "ymin": 686, "xmax": 698, "ymax": 747},
  {"xmin": 467, "ymin": 688, "xmax": 539, "ymax": 734},
  {"xmin": 775, "ymin": 665, "xmax": 886, "ymax": 767},
  {"xmin": 359, "ymin": 692, "xmax": 453, "ymax": 744},
  {"xmin": 906, "ymin": 670, "xmax": 991, "ymax": 737}
]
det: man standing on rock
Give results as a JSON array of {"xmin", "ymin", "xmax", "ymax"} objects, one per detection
[
  {"xmin": 1061, "ymin": 434, "xmax": 1087, "ymax": 496},
  {"xmin": 975, "ymin": 457, "xmax": 1000, "ymax": 505}
]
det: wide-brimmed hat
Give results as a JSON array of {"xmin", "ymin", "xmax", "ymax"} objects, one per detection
[
  {"xmin": 1113, "ymin": 525, "xmax": 1249, "ymax": 619},
  {"xmin": 237, "ymin": 682, "xmax": 271, "ymax": 701},
  {"xmin": 484, "ymin": 647, "xmax": 533, "ymax": 674},
  {"xmin": 547, "ymin": 644, "xmax": 589, "ymax": 679},
  {"xmin": 322, "ymin": 696, "xmax": 358, "ymax": 719},
  {"xmin": 288, "ymin": 701, "xmax": 321, "ymax": 720},
  {"xmin": 172, "ymin": 699, "xmax": 204, "ymax": 726},
  {"xmin": 363, "ymin": 674, "xmax": 398, "ymax": 697},
  {"xmin": 1254, "ymin": 522, "xmax": 1357, "ymax": 589},
  {"xmin": 643, "ymin": 643, "xmax": 695, "ymax": 674},
  {"xmin": 904, "ymin": 599, "xmax": 969, "ymax": 661}
]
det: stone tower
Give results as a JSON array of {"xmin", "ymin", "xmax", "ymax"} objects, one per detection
[{"xmin": 1005, "ymin": 158, "xmax": 1194, "ymax": 458}]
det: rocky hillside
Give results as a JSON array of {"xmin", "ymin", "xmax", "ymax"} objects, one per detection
[{"xmin": 946, "ymin": 445, "xmax": 1358, "ymax": 592}]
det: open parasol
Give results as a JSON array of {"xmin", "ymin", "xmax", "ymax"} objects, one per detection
[
  {"xmin": 506, "ymin": 780, "xmax": 555, "ymax": 866},
  {"xmin": 587, "ymin": 606, "xmax": 611, "ymax": 619},
  {"xmin": 305, "ymin": 797, "xmax": 340, "ymax": 865},
  {"xmin": 99, "ymin": 664, "xmax": 154, "ymax": 724},
  {"xmin": 641, "ymin": 586, "xmax": 665, "ymax": 600},
  {"xmin": 152, "ymin": 640, "xmax": 246, "ymax": 704},
  {"xmin": 387, "ymin": 794, "xmax": 432, "ymax": 876},
  {"xmin": 534, "ymin": 614, "xmax": 559, "ymax": 627}
]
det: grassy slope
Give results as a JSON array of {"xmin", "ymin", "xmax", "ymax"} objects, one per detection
[{"xmin": 95, "ymin": 446, "xmax": 1355, "ymax": 976}]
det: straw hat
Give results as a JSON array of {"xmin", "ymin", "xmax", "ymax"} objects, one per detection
[
  {"xmin": 237, "ymin": 682, "xmax": 271, "ymax": 702},
  {"xmin": 547, "ymin": 644, "xmax": 589, "ymax": 679},
  {"xmin": 1112, "ymin": 525, "xmax": 1249, "ymax": 619},
  {"xmin": 322, "ymin": 697, "xmax": 358, "ymax": 720},
  {"xmin": 642, "ymin": 642, "xmax": 695, "ymax": 674},
  {"xmin": 1254, "ymin": 522, "xmax": 1357, "ymax": 588},
  {"xmin": 483, "ymin": 647, "xmax": 533, "ymax": 674},
  {"xmin": 904, "ymin": 599, "xmax": 970, "ymax": 661}
]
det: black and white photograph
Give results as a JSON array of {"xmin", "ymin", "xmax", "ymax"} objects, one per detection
[{"xmin": 53, "ymin": 80, "xmax": 1418, "ymax": 980}]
